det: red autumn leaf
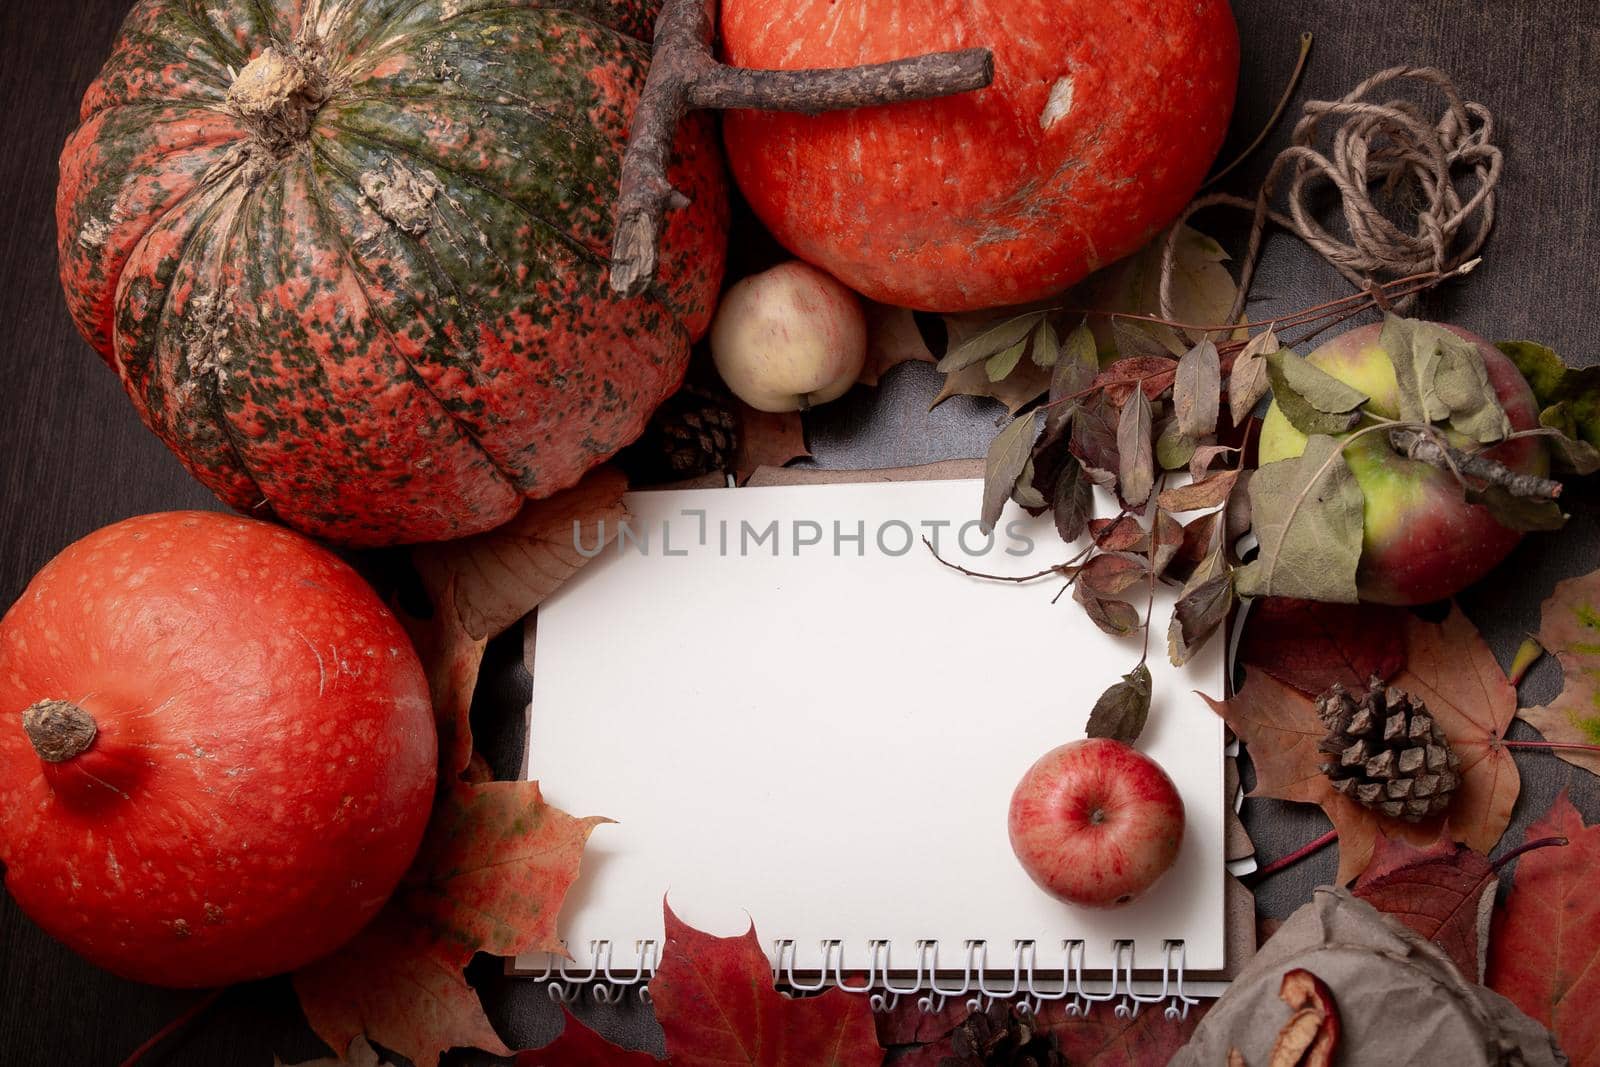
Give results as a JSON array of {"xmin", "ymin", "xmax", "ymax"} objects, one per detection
[
  {"xmin": 414, "ymin": 466, "xmax": 629, "ymax": 642},
  {"xmin": 649, "ymin": 903, "xmax": 883, "ymax": 1067},
  {"xmin": 1093, "ymin": 355, "xmax": 1179, "ymax": 404},
  {"xmin": 1489, "ymin": 792, "xmax": 1598, "ymax": 1064},
  {"xmin": 1209, "ymin": 603, "xmax": 1520, "ymax": 886},
  {"xmin": 1036, "ymin": 996, "xmax": 1210, "ymax": 1064},
  {"xmin": 736, "ymin": 404, "xmax": 811, "ymax": 483},
  {"xmin": 517, "ymin": 1008, "xmax": 663, "ymax": 1066},
  {"xmin": 859, "ymin": 302, "xmax": 935, "ymax": 387},
  {"xmin": 399, "ymin": 587, "xmax": 486, "ymax": 780},
  {"xmin": 1237, "ymin": 598, "xmax": 1407, "ymax": 698},
  {"xmin": 294, "ymin": 781, "xmax": 606, "ymax": 1067},
  {"xmin": 1088, "ymin": 515, "xmax": 1149, "ymax": 553},
  {"xmin": 1353, "ymin": 830, "xmax": 1497, "ymax": 981}
]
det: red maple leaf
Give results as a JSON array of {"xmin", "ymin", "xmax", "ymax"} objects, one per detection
[
  {"xmin": 1353, "ymin": 831, "xmax": 1498, "ymax": 980},
  {"xmin": 293, "ymin": 781, "xmax": 605, "ymax": 1067},
  {"xmin": 1038, "ymin": 999, "xmax": 1210, "ymax": 1064},
  {"xmin": 1236, "ymin": 597, "xmax": 1407, "ymax": 698},
  {"xmin": 648, "ymin": 903, "xmax": 883, "ymax": 1067},
  {"xmin": 518, "ymin": 1008, "xmax": 664, "ymax": 1065},
  {"xmin": 1488, "ymin": 792, "xmax": 1598, "ymax": 1064}
]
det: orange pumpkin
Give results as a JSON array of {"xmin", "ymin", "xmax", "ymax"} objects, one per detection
[{"xmin": 720, "ymin": 0, "xmax": 1239, "ymax": 312}]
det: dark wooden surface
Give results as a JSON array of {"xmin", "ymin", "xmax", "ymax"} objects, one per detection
[{"xmin": 3, "ymin": 1, "xmax": 1598, "ymax": 1064}]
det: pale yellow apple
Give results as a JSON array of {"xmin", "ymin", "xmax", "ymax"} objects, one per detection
[{"xmin": 710, "ymin": 261, "xmax": 867, "ymax": 413}]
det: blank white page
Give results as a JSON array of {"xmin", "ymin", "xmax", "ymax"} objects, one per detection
[{"xmin": 520, "ymin": 478, "xmax": 1226, "ymax": 975}]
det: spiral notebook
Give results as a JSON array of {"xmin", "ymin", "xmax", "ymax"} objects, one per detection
[{"xmin": 517, "ymin": 462, "xmax": 1246, "ymax": 1004}]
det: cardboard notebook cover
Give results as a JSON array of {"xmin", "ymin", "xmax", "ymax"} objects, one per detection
[{"xmin": 517, "ymin": 460, "xmax": 1256, "ymax": 987}]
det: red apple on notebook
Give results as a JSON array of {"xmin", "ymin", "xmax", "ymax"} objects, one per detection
[{"xmin": 1008, "ymin": 739, "xmax": 1184, "ymax": 908}]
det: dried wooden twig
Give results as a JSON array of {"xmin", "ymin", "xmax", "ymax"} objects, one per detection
[{"xmin": 610, "ymin": 0, "xmax": 994, "ymax": 297}]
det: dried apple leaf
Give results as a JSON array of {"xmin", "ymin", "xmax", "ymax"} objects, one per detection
[
  {"xmin": 1158, "ymin": 470, "xmax": 1240, "ymax": 513},
  {"xmin": 1381, "ymin": 315, "xmax": 1510, "ymax": 443},
  {"xmin": 1235, "ymin": 436, "xmax": 1364, "ymax": 603},
  {"xmin": 1032, "ymin": 318, "xmax": 1061, "ymax": 368},
  {"xmin": 981, "ymin": 413, "xmax": 1039, "ymax": 534},
  {"xmin": 1155, "ymin": 418, "xmax": 1198, "ymax": 471},
  {"xmin": 1230, "ymin": 328, "xmax": 1280, "ymax": 425},
  {"xmin": 1080, "ymin": 553, "xmax": 1148, "ymax": 597},
  {"xmin": 986, "ymin": 337, "xmax": 1029, "ymax": 382},
  {"xmin": 1499, "ymin": 339, "xmax": 1600, "ymax": 448},
  {"xmin": 937, "ymin": 311, "xmax": 1046, "ymax": 373},
  {"xmin": 735, "ymin": 405, "xmax": 811, "ymax": 483},
  {"xmin": 1077, "ymin": 587, "xmax": 1142, "ymax": 636},
  {"xmin": 1175, "ymin": 340, "xmax": 1222, "ymax": 438},
  {"xmin": 1117, "ymin": 390, "xmax": 1155, "ymax": 506},
  {"xmin": 1053, "ymin": 454, "xmax": 1095, "ymax": 542},
  {"xmin": 1169, "ymin": 568, "xmax": 1234, "ymax": 667},
  {"xmin": 1086, "ymin": 664, "xmax": 1154, "ymax": 743},
  {"xmin": 1265, "ymin": 350, "xmax": 1367, "ymax": 436},
  {"xmin": 1517, "ymin": 569, "xmax": 1600, "ymax": 776}
]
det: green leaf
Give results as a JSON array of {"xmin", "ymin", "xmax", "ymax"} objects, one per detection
[
  {"xmin": 1497, "ymin": 340, "xmax": 1570, "ymax": 402},
  {"xmin": 981, "ymin": 413, "xmax": 1038, "ymax": 534},
  {"xmin": 1174, "ymin": 340, "xmax": 1221, "ymax": 438},
  {"xmin": 1155, "ymin": 419, "xmax": 1197, "ymax": 471},
  {"xmin": 1236, "ymin": 435, "xmax": 1364, "ymax": 603},
  {"xmin": 1031, "ymin": 319, "xmax": 1061, "ymax": 368},
  {"xmin": 936, "ymin": 312, "xmax": 1045, "ymax": 373},
  {"xmin": 1085, "ymin": 664, "xmax": 1154, "ymax": 743},
  {"xmin": 1046, "ymin": 322, "xmax": 1099, "ymax": 435},
  {"xmin": 1266, "ymin": 349, "xmax": 1368, "ymax": 435},
  {"xmin": 1229, "ymin": 327, "xmax": 1279, "ymax": 426},
  {"xmin": 1504, "ymin": 340, "xmax": 1600, "ymax": 452},
  {"xmin": 985, "ymin": 338, "xmax": 1028, "ymax": 382},
  {"xmin": 1117, "ymin": 391, "xmax": 1155, "ymax": 506},
  {"xmin": 1380, "ymin": 315, "xmax": 1510, "ymax": 443},
  {"xmin": 1011, "ymin": 456, "xmax": 1048, "ymax": 510},
  {"xmin": 1539, "ymin": 405, "xmax": 1600, "ymax": 475}
]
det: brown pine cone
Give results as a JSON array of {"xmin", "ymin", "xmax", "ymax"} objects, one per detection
[
  {"xmin": 1317, "ymin": 678, "xmax": 1460, "ymax": 821},
  {"xmin": 621, "ymin": 379, "xmax": 741, "ymax": 483},
  {"xmin": 941, "ymin": 1001, "xmax": 1065, "ymax": 1067}
]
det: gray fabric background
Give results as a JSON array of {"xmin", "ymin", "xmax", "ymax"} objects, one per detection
[{"xmin": 1, "ymin": 0, "xmax": 1596, "ymax": 1062}]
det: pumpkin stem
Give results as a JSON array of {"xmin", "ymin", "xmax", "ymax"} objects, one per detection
[
  {"xmin": 21, "ymin": 700, "xmax": 98, "ymax": 764},
  {"xmin": 226, "ymin": 45, "xmax": 329, "ymax": 154}
]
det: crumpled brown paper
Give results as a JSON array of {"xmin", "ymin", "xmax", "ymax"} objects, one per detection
[{"xmin": 1170, "ymin": 887, "xmax": 1565, "ymax": 1066}]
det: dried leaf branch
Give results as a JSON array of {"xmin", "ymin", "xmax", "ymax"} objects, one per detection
[
  {"xmin": 1389, "ymin": 428, "xmax": 1562, "ymax": 501},
  {"xmin": 610, "ymin": 0, "xmax": 993, "ymax": 296}
]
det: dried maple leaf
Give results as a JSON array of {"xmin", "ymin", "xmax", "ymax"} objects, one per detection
[
  {"xmin": 399, "ymin": 585, "xmax": 486, "ymax": 779},
  {"xmin": 859, "ymin": 302, "xmax": 936, "ymax": 387},
  {"xmin": 1517, "ymin": 570, "xmax": 1600, "ymax": 775},
  {"xmin": 1035, "ymin": 995, "xmax": 1210, "ymax": 1064},
  {"xmin": 294, "ymin": 781, "xmax": 605, "ymax": 1067},
  {"xmin": 1210, "ymin": 603, "xmax": 1520, "ymax": 886},
  {"xmin": 735, "ymin": 404, "xmax": 811, "ymax": 483},
  {"xmin": 517, "ymin": 1009, "xmax": 663, "ymax": 1065},
  {"xmin": 649, "ymin": 903, "xmax": 882, "ymax": 1067},
  {"xmin": 875, "ymin": 992, "xmax": 972, "ymax": 1047},
  {"xmin": 1353, "ymin": 831, "xmax": 1497, "ymax": 981},
  {"xmin": 1392, "ymin": 605, "xmax": 1519, "ymax": 858},
  {"xmin": 1488, "ymin": 792, "xmax": 1598, "ymax": 1064},
  {"xmin": 1206, "ymin": 668, "xmax": 1438, "ymax": 884},
  {"xmin": 413, "ymin": 466, "xmax": 628, "ymax": 642},
  {"xmin": 1237, "ymin": 598, "xmax": 1406, "ymax": 698}
]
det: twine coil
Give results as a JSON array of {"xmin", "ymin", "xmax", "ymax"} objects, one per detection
[{"xmin": 1162, "ymin": 65, "xmax": 1503, "ymax": 320}]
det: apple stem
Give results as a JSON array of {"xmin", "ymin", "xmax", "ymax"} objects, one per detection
[{"xmin": 1248, "ymin": 828, "xmax": 1338, "ymax": 883}]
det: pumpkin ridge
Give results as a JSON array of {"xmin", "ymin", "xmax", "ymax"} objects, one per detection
[
  {"xmin": 316, "ymin": 119, "xmax": 613, "ymax": 269},
  {"xmin": 296, "ymin": 157, "xmax": 527, "ymax": 494},
  {"xmin": 331, "ymin": 87, "xmax": 614, "ymax": 162},
  {"xmin": 172, "ymin": 0, "xmax": 257, "ymax": 68},
  {"xmin": 135, "ymin": 178, "xmax": 278, "ymax": 513}
]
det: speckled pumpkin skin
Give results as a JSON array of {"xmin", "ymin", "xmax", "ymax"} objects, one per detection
[
  {"xmin": 0, "ymin": 512, "xmax": 437, "ymax": 987},
  {"xmin": 720, "ymin": 0, "xmax": 1238, "ymax": 312},
  {"xmin": 57, "ymin": 0, "xmax": 727, "ymax": 546}
]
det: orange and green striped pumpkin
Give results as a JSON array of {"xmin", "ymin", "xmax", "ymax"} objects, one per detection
[{"xmin": 57, "ymin": 0, "xmax": 725, "ymax": 545}]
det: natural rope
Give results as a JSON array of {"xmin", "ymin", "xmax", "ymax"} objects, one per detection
[{"xmin": 1161, "ymin": 66, "xmax": 1503, "ymax": 321}]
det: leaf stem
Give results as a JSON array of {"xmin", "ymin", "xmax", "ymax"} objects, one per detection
[
  {"xmin": 1247, "ymin": 828, "xmax": 1338, "ymax": 883},
  {"xmin": 1501, "ymin": 739, "xmax": 1600, "ymax": 754},
  {"xmin": 1492, "ymin": 835, "xmax": 1568, "ymax": 872},
  {"xmin": 118, "ymin": 988, "xmax": 225, "ymax": 1067}
]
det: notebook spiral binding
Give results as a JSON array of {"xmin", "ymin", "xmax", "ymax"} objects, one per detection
[{"xmin": 529, "ymin": 938, "xmax": 1202, "ymax": 1019}]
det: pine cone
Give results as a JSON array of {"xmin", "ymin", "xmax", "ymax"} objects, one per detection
[
  {"xmin": 622, "ymin": 380, "xmax": 741, "ymax": 483},
  {"xmin": 941, "ymin": 1002, "xmax": 1065, "ymax": 1067},
  {"xmin": 1316, "ymin": 678, "xmax": 1461, "ymax": 820}
]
